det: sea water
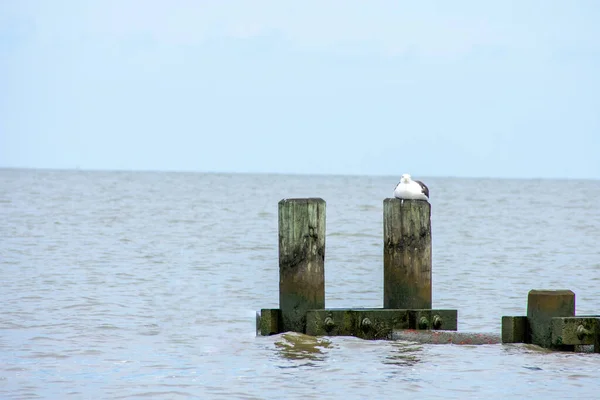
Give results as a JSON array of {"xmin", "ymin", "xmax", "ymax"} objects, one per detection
[{"xmin": 1, "ymin": 169, "xmax": 599, "ymax": 399}]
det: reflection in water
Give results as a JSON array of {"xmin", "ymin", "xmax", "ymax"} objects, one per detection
[
  {"xmin": 274, "ymin": 333, "xmax": 333, "ymax": 365},
  {"xmin": 383, "ymin": 342, "xmax": 423, "ymax": 367}
]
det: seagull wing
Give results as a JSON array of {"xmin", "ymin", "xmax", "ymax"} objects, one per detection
[{"xmin": 415, "ymin": 180, "xmax": 429, "ymax": 198}]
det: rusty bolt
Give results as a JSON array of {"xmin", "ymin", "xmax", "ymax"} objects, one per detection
[
  {"xmin": 576, "ymin": 324, "xmax": 591, "ymax": 341},
  {"xmin": 324, "ymin": 317, "xmax": 335, "ymax": 332},
  {"xmin": 361, "ymin": 318, "xmax": 372, "ymax": 332}
]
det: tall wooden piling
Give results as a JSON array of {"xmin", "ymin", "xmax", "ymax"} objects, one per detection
[
  {"xmin": 278, "ymin": 198, "xmax": 326, "ymax": 333},
  {"xmin": 383, "ymin": 198, "xmax": 432, "ymax": 309}
]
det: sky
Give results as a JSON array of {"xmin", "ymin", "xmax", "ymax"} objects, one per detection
[{"xmin": 1, "ymin": 1, "xmax": 599, "ymax": 179}]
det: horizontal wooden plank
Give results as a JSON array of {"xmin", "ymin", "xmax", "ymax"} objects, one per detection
[
  {"xmin": 306, "ymin": 308, "xmax": 457, "ymax": 339},
  {"xmin": 551, "ymin": 317, "xmax": 600, "ymax": 346},
  {"xmin": 408, "ymin": 309, "xmax": 458, "ymax": 331}
]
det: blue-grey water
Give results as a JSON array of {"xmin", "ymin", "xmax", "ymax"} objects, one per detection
[{"xmin": 1, "ymin": 169, "xmax": 599, "ymax": 399}]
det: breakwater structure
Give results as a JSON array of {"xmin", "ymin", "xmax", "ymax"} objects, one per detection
[
  {"xmin": 502, "ymin": 290, "xmax": 599, "ymax": 352},
  {"xmin": 257, "ymin": 197, "xmax": 458, "ymax": 341},
  {"xmin": 257, "ymin": 198, "xmax": 599, "ymax": 352}
]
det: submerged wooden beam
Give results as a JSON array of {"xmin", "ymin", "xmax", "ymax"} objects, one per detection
[
  {"xmin": 392, "ymin": 330, "xmax": 501, "ymax": 345},
  {"xmin": 278, "ymin": 198, "xmax": 326, "ymax": 333},
  {"xmin": 383, "ymin": 198, "xmax": 432, "ymax": 309}
]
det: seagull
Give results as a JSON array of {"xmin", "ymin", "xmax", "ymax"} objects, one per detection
[{"xmin": 393, "ymin": 174, "xmax": 429, "ymax": 201}]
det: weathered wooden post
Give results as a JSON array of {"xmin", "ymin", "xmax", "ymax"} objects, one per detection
[
  {"xmin": 501, "ymin": 290, "xmax": 600, "ymax": 352},
  {"xmin": 278, "ymin": 198, "xmax": 326, "ymax": 333},
  {"xmin": 527, "ymin": 289, "xmax": 575, "ymax": 349},
  {"xmin": 383, "ymin": 198, "xmax": 432, "ymax": 309}
]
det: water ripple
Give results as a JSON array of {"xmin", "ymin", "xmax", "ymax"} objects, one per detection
[{"xmin": 1, "ymin": 170, "xmax": 599, "ymax": 399}]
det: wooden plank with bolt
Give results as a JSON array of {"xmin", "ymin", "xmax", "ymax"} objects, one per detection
[{"xmin": 551, "ymin": 316, "xmax": 600, "ymax": 346}]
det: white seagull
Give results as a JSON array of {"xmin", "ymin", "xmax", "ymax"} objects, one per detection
[{"xmin": 393, "ymin": 174, "xmax": 429, "ymax": 201}]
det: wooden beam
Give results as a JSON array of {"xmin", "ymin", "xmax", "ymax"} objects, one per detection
[
  {"xmin": 551, "ymin": 316, "xmax": 600, "ymax": 349},
  {"xmin": 305, "ymin": 308, "xmax": 457, "ymax": 339}
]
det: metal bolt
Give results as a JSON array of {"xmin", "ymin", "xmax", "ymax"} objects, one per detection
[
  {"xmin": 576, "ymin": 324, "xmax": 591, "ymax": 341},
  {"xmin": 324, "ymin": 317, "xmax": 335, "ymax": 332},
  {"xmin": 361, "ymin": 318, "xmax": 372, "ymax": 332},
  {"xmin": 418, "ymin": 316, "xmax": 429, "ymax": 329},
  {"xmin": 432, "ymin": 315, "xmax": 443, "ymax": 329}
]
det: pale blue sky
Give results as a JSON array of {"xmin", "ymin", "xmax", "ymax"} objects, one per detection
[{"xmin": 1, "ymin": 1, "xmax": 599, "ymax": 179}]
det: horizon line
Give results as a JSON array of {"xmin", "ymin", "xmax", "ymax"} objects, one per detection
[{"xmin": 1, "ymin": 165, "xmax": 597, "ymax": 182}]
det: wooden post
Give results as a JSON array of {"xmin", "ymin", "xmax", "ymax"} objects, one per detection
[
  {"xmin": 527, "ymin": 289, "xmax": 575, "ymax": 349},
  {"xmin": 278, "ymin": 198, "xmax": 326, "ymax": 333},
  {"xmin": 259, "ymin": 309, "xmax": 282, "ymax": 336},
  {"xmin": 501, "ymin": 316, "xmax": 529, "ymax": 343},
  {"xmin": 383, "ymin": 198, "xmax": 432, "ymax": 309}
]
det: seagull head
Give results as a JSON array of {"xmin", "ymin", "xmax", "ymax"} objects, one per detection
[{"xmin": 400, "ymin": 173, "xmax": 412, "ymax": 183}]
